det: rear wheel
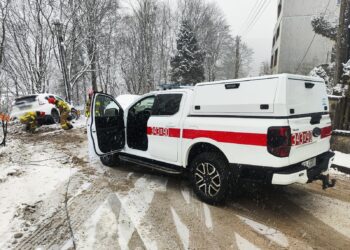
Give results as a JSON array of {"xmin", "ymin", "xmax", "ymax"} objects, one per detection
[
  {"xmin": 100, "ymin": 154, "xmax": 119, "ymax": 167},
  {"xmin": 190, "ymin": 152, "xmax": 231, "ymax": 205},
  {"xmin": 51, "ymin": 110, "xmax": 60, "ymax": 124}
]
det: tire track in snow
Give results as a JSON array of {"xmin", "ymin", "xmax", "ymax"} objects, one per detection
[
  {"xmin": 237, "ymin": 215, "xmax": 289, "ymax": 248},
  {"xmin": 116, "ymin": 175, "xmax": 167, "ymax": 250},
  {"xmin": 286, "ymin": 191, "xmax": 350, "ymax": 239},
  {"xmin": 203, "ymin": 204, "xmax": 213, "ymax": 230},
  {"xmin": 170, "ymin": 207, "xmax": 189, "ymax": 250},
  {"xmin": 235, "ymin": 232, "xmax": 261, "ymax": 250}
]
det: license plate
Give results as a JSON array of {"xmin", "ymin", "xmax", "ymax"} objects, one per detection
[{"xmin": 302, "ymin": 158, "xmax": 316, "ymax": 168}]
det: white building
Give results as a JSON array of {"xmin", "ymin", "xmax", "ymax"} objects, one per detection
[{"xmin": 271, "ymin": 0, "xmax": 340, "ymax": 75}]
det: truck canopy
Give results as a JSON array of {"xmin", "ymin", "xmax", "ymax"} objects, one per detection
[{"xmin": 191, "ymin": 74, "xmax": 328, "ymax": 117}]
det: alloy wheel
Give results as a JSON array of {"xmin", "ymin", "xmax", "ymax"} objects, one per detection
[{"xmin": 194, "ymin": 162, "xmax": 221, "ymax": 197}]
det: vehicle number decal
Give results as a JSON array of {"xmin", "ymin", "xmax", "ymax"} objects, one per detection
[
  {"xmin": 151, "ymin": 127, "xmax": 169, "ymax": 137},
  {"xmin": 291, "ymin": 131, "xmax": 313, "ymax": 146}
]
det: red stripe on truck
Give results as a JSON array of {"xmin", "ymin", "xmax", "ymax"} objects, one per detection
[
  {"xmin": 147, "ymin": 127, "xmax": 267, "ymax": 146},
  {"xmin": 182, "ymin": 129, "xmax": 267, "ymax": 146}
]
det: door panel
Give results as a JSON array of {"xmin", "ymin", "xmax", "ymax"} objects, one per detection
[
  {"xmin": 148, "ymin": 93, "xmax": 185, "ymax": 163},
  {"xmin": 89, "ymin": 93, "xmax": 125, "ymax": 156}
]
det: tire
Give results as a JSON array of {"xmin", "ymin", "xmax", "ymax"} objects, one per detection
[
  {"xmin": 190, "ymin": 152, "xmax": 231, "ymax": 205},
  {"xmin": 51, "ymin": 109, "xmax": 60, "ymax": 124},
  {"xmin": 100, "ymin": 154, "xmax": 119, "ymax": 167},
  {"xmin": 71, "ymin": 109, "xmax": 80, "ymax": 120}
]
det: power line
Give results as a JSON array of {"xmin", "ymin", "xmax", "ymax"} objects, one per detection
[
  {"xmin": 296, "ymin": 0, "xmax": 332, "ymax": 72},
  {"xmin": 238, "ymin": 0, "xmax": 265, "ymax": 34},
  {"xmin": 243, "ymin": 0, "xmax": 271, "ymax": 36}
]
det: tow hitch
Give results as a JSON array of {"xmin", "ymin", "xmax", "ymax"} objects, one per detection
[{"xmin": 314, "ymin": 174, "xmax": 336, "ymax": 189}]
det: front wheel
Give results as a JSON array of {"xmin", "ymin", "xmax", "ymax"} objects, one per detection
[
  {"xmin": 190, "ymin": 152, "xmax": 231, "ymax": 205},
  {"xmin": 100, "ymin": 154, "xmax": 119, "ymax": 167}
]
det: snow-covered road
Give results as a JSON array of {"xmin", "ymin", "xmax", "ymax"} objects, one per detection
[{"xmin": 1, "ymin": 122, "xmax": 350, "ymax": 249}]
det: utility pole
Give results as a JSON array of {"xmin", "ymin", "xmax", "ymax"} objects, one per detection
[
  {"xmin": 234, "ymin": 36, "xmax": 241, "ymax": 79},
  {"xmin": 334, "ymin": 0, "xmax": 350, "ymax": 129},
  {"xmin": 53, "ymin": 21, "xmax": 71, "ymax": 103},
  {"xmin": 334, "ymin": 0, "xmax": 349, "ymax": 85}
]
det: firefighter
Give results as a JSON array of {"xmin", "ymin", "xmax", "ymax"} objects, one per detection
[
  {"xmin": 19, "ymin": 111, "xmax": 45, "ymax": 133},
  {"xmin": 85, "ymin": 89, "xmax": 94, "ymax": 117},
  {"xmin": 48, "ymin": 97, "xmax": 73, "ymax": 130},
  {"xmin": 85, "ymin": 89, "xmax": 102, "ymax": 117}
]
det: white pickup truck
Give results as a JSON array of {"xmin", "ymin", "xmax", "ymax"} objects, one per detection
[{"xmin": 88, "ymin": 74, "xmax": 335, "ymax": 204}]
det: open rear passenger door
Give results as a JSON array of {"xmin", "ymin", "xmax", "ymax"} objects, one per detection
[{"xmin": 88, "ymin": 93, "xmax": 125, "ymax": 156}]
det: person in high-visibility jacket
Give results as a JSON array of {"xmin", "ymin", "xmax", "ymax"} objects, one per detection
[
  {"xmin": 48, "ymin": 97, "xmax": 73, "ymax": 130},
  {"xmin": 85, "ymin": 90, "xmax": 102, "ymax": 117},
  {"xmin": 19, "ymin": 111, "xmax": 45, "ymax": 133}
]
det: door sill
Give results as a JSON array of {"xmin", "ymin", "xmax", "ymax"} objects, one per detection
[{"xmin": 119, "ymin": 153, "xmax": 184, "ymax": 175}]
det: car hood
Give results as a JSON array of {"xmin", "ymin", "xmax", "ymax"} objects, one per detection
[{"xmin": 116, "ymin": 94, "xmax": 140, "ymax": 110}]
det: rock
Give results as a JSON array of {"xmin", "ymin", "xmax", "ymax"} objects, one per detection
[
  {"xmin": 14, "ymin": 233, "xmax": 23, "ymax": 239},
  {"xmin": 12, "ymin": 240, "xmax": 17, "ymax": 244}
]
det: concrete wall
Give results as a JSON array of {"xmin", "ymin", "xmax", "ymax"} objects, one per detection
[{"xmin": 271, "ymin": 0, "xmax": 340, "ymax": 75}]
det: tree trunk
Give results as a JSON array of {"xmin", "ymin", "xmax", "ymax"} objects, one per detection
[{"xmin": 234, "ymin": 36, "xmax": 241, "ymax": 79}]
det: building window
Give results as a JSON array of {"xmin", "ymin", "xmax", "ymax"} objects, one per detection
[
  {"xmin": 274, "ymin": 49, "xmax": 278, "ymax": 67},
  {"xmin": 273, "ymin": 36, "xmax": 275, "ymax": 46},
  {"xmin": 276, "ymin": 25, "xmax": 280, "ymax": 40}
]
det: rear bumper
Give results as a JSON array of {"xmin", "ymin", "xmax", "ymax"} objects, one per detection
[{"xmin": 232, "ymin": 151, "xmax": 335, "ymax": 185}]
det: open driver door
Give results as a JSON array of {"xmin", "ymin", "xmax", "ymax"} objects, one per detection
[{"xmin": 88, "ymin": 93, "xmax": 125, "ymax": 156}]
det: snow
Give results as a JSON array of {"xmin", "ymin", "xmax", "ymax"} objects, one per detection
[
  {"xmin": 76, "ymin": 197, "xmax": 118, "ymax": 249},
  {"xmin": 171, "ymin": 207, "xmax": 189, "ymax": 250},
  {"xmin": 333, "ymin": 151, "xmax": 350, "ymax": 169},
  {"xmin": 203, "ymin": 203, "xmax": 213, "ymax": 230},
  {"xmin": 115, "ymin": 94, "xmax": 140, "ymax": 109},
  {"xmin": 181, "ymin": 184, "xmax": 191, "ymax": 204},
  {"xmin": 0, "ymin": 160, "xmax": 74, "ymax": 247},
  {"xmin": 116, "ymin": 176, "xmax": 167, "ymax": 249},
  {"xmin": 235, "ymin": 232, "xmax": 261, "ymax": 250},
  {"xmin": 237, "ymin": 215, "xmax": 289, "ymax": 248},
  {"xmin": 328, "ymin": 95, "xmax": 343, "ymax": 99},
  {"xmin": 333, "ymin": 129, "xmax": 350, "ymax": 134},
  {"xmin": 288, "ymin": 193, "xmax": 350, "ymax": 239}
]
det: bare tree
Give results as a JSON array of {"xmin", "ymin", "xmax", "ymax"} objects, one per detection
[
  {"xmin": 0, "ymin": 0, "xmax": 10, "ymax": 65},
  {"xmin": 218, "ymin": 36, "xmax": 253, "ymax": 80},
  {"xmin": 119, "ymin": 0, "xmax": 160, "ymax": 94},
  {"xmin": 259, "ymin": 61, "xmax": 271, "ymax": 76},
  {"xmin": 5, "ymin": 0, "xmax": 55, "ymax": 94},
  {"xmin": 178, "ymin": 0, "xmax": 233, "ymax": 81}
]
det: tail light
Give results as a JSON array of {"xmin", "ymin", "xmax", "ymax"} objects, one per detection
[
  {"xmin": 267, "ymin": 126, "xmax": 291, "ymax": 157},
  {"xmin": 321, "ymin": 126, "xmax": 332, "ymax": 138},
  {"xmin": 39, "ymin": 112, "xmax": 46, "ymax": 117}
]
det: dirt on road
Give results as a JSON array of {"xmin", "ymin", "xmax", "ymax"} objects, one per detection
[{"xmin": 0, "ymin": 122, "xmax": 350, "ymax": 249}]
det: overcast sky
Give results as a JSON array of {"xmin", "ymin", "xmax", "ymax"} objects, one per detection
[
  {"xmin": 123, "ymin": 0, "xmax": 278, "ymax": 76},
  {"xmin": 215, "ymin": 0, "xmax": 278, "ymax": 76}
]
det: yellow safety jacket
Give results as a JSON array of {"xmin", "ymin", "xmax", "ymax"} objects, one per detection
[
  {"xmin": 19, "ymin": 111, "xmax": 37, "ymax": 124},
  {"xmin": 55, "ymin": 100, "xmax": 71, "ymax": 113}
]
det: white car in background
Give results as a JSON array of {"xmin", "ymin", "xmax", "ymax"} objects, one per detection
[{"xmin": 11, "ymin": 93, "xmax": 79, "ymax": 124}]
